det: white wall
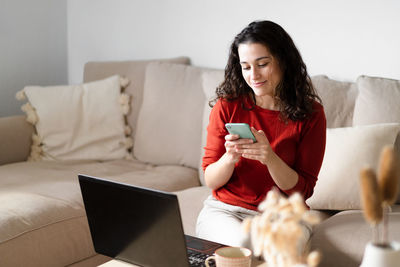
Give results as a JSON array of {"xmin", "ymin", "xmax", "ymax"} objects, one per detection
[
  {"xmin": 0, "ymin": 0, "xmax": 68, "ymax": 117},
  {"xmin": 2, "ymin": 0, "xmax": 399, "ymax": 116},
  {"xmin": 68, "ymin": 0, "xmax": 400, "ymax": 84}
]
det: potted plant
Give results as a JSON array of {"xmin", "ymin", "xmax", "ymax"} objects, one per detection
[{"xmin": 359, "ymin": 145, "xmax": 400, "ymax": 267}]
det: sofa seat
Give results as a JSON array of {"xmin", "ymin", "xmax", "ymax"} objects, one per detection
[
  {"xmin": 311, "ymin": 205, "xmax": 400, "ymax": 267},
  {"xmin": 0, "ymin": 159, "xmax": 199, "ymax": 267},
  {"xmin": 175, "ymin": 186, "xmax": 212, "ymax": 236},
  {"xmin": 1, "ymin": 159, "xmax": 200, "ymax": 192}
]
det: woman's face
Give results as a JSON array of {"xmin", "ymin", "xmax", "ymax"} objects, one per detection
[{"xmin": 238, "ymin": 42, "xmax": 282, "ymax": 100}]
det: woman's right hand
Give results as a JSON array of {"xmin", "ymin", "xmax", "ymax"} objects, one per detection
[
  {"xmin": 204, "ymin": 134, "xmax": 254, "ymax": 190},
  {"xmin": 224, "ymin": 134, "xmax": 254, "ymax": 164}
]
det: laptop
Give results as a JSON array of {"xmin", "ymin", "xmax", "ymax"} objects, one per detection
[{"xmin": 78, "ymin": 174, "xmax": 225, "ymax": 267}]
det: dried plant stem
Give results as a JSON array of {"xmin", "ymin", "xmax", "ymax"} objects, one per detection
[
  {"xmin": 377, "ymin": 145, "xmax": 400, "ymax": 245},
  {"xmin": 359, "ymin": 146, "xmax": 400, "ymax": 248},
  {"xmin": 382, "ymin": 205, "xmax": 392, "ymax": 245},
  {"xmin": 372, "ymin": 224, "xmax": 380, "ymax": 245},
  {"xmin": 360, "ymin": 167, "xmax": 383, "ymax": 226},
  {"xmin": 378, "ymin": 145, "xmax": 400, "ymax": 206}
]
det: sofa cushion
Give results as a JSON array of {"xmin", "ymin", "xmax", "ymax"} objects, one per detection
[
  {"xmin": 198, "ymin": 69, "xmax": 224, "ymax": 185},
  {"xmin": 0, "ymin": 192, "xmax": 83, "ymax": 243},
  {"xmin": 134, "ymin": 62, "xmax": 206, "ymax": 169},
  {"xmin": 0, "ymin": 115, "xmax": 34, "ymax": 165},
  {"xmin": 83, "ymin": 57, "xmax": 190, "ymax": 142},
  {"xmin": 105, "ymin": 161, "xmax": 201, "ymax": 192},
  {"xmin": 0, "ymin": 159, "xmax": 199, "ymax": 266},
  {"xmin": 0, "ymin": 160, "xmax": 199, "ymax": 196},
  {"xmin": 175, "ymin": 186, "xmax": 212, "ymax": 236},
  {"xmin": 0, "ymin": 191, "xmax": 94, "ymax": 267},
  {"xmin": 310, "ymin": 206, "xmax": 400, "ymax": 267},
  {"xmin": 306, "ymin": 123, "xmax": 400, "ymax": 210},
  {"xmin": 20, "ymin": 75, "xmax": 132, "ymax": 161},
  {"xmin": 311, "ymin": 75, "xmax": 358, "ymax": 128},
  {"xmin": 353, "ymin": 75, "xmax": 400, "ymax": 126}
]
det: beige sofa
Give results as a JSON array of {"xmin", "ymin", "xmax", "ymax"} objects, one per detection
[{"xmin": 1, "ymin": 57, "xmax": 400, "ymax": 267}]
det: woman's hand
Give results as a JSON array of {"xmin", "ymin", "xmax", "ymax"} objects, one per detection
[
  {"xmin": 235, "ymin": 127, "xmax": 299, "ymax": 190},
  {"xmin": 224, "ymin": 134, "xmax": 254, "ymax": 164},
  {"xmin": 204, "ymin": 134, "xmax": 254, "ymax": 190},
  {"xmin": 235, "ymin": 127, "xmax": 274, "ymax": 166},
  {"xmin": 206, "ymin": 127, "xmax": 298, "ymax": 191}
]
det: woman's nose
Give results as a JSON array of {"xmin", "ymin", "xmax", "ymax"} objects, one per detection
[{"xmin": 250, "ymin": 68, "xmax": 260, "ymax": 79}]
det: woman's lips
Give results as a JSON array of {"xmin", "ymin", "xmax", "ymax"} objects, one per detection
[{"xmin": 252, "ymin": 81, "xmax": 266, "ymax": 87}]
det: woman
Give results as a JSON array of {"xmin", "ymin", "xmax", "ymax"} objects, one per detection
[{"xmin": 196, "ymin": 20, "xmax": 326, "ymax": 247}]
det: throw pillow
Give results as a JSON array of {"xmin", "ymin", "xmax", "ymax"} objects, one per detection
[
  {"xmin": 311, "ymin": 75, "xmax": 358, "ymax": 128},
  {"xmin": 353, "ymin": 75, "xmax": 400, "ymax": 126},
  {"xmin": 83, "ymin": 57, "xmax": 190, "ymax": 142},
  {"xmin": 306, "ymin": 123, "xmax": 400, "ymax": 210},
  {"xmin": 133, "ymin": 62, "xmax": 206, "ymax": 169},
  {"xmin": 17, "ymin": 75, "xmax": 133, "ymax": 161}
]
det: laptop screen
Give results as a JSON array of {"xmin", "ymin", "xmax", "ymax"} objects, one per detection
[{"xmin": 78, "ymin": 174, "xmax": 190, "ymax": 267}]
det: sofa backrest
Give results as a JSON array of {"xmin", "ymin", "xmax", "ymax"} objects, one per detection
[
  {"xmin": 82, "ymin": 58, "xmax": 400, "ymax": 209},
  {"xmin": 0, "ymin": 115, "xmax": 34, "ymax": 165},
  {"xmin": 83, "ymin": 57, "xmax": 190, "ymax": 142},
  {"xmin": 311, "ymin": 75, "xmax": 358, "ymax": 128},
  {"xmin": 132, "ymin": 62, "xmax": 211, "ymax": 170}
]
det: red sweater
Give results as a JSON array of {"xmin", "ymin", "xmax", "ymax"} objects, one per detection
[{"xmin": 202, "ymin": 98, "xmax": 326, "ymax": 211}]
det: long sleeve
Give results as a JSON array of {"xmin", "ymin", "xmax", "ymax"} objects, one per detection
[{"xmin": 282, "ymin": 103, "xmax": 326, "ymax": 200}]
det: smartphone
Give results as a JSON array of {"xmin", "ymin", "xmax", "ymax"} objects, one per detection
[{"xmin": 225, "ymin": 123, "xmax": 256, "ymax": 142}]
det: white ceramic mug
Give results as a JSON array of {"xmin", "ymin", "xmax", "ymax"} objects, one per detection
[{"xmin": 205, "ymin": 246, "xmax": 252, "ymax": 267}]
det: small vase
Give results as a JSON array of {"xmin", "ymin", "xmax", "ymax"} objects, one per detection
[{"xmin": 360, "ymin": 241, "xmax": 400, "ymax": 267}]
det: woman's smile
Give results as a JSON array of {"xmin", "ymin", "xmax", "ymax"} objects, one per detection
[{"xmin": 252, "ymin": 80, "xmax": 267, "ymax": 87}]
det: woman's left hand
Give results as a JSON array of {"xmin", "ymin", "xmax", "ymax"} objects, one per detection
[{"xmin": 235, "ymin": 127, "xmax": 274, "ymax": 166}]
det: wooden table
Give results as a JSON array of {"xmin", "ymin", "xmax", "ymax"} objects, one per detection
[{"xmin": 99, "ymin": 258, "xmax": 265, "ymax": 266}]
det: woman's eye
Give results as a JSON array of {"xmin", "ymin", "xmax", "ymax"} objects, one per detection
[
  {"xmin": 259, "ymin": 63, "xmax": 269, "ymax": 67},
  {"xmin": 242, "ymin": 66, "xmax": 250, "ymax": 70}
]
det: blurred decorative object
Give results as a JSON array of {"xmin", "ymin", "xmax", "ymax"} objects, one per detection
[
  {"xmin": 359, "ymin": 145, "xmax": 400, "ymax": 267},
  {"xmin": 360, "ymin": 241, "xmax": 400, "ymax": 267},
  {"xmin": 242, "ymin": 188, "xmax": 321, "ymax": 267}
]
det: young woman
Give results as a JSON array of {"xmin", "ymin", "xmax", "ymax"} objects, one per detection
[{"xmin": 196, "ymin": 20, "xmax": 326, "ymax": 247}]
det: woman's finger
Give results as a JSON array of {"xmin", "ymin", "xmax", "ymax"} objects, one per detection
[
  {"xmin": 250, "ymin": 127, "xmax": 269, "ymax": 144},
  {"xmin": 225, "ymin": 134, "xmax": 239, "ymax": 141}
]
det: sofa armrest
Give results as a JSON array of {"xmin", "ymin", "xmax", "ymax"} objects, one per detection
[
  {"xmin": 395, "ymin": 131, "xmax": 400, "ymax": 204},
  {"xmin": 0, "ymin": 115, "xmax": 34, "ymax": 165}
]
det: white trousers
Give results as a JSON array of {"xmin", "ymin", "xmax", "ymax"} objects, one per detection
[
  {"xmin": 195, "ymin": 196, "xmax": 259, "ymax": 248},
  {"xmin": 196, "ymin": 195, "xmax": 313, "ymax": 260}
]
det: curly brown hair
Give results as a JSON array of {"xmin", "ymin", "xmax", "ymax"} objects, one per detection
[{"xmin": 213, "ymin": 20, "xmax": 321, "ymax": 121}]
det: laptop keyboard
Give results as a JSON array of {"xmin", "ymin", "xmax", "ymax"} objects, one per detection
[{"xmin": 187, "ymin": 250, "xmax": 215, "ymax": 267}]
